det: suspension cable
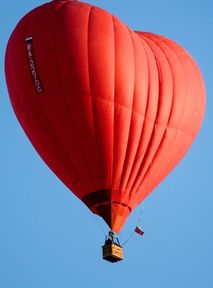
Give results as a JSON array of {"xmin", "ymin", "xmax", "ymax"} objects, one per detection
[
  {"xmin": 121, "ymin": 161, "xmax": 153, "ymax": 246},
  {"xmin": 91, "ymin": 213, "xmax": 108, "ymax": 237}
]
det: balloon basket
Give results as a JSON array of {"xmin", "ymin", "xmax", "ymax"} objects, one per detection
[{"xmin": 102, "ymin": 243, "xmax": 124, "ymax": 263}]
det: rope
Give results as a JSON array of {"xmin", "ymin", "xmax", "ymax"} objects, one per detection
[
  {"xmin": 122, "ymin": 230, "xmax": 135, "ymax": 246},
  {"xmin": 91, "ymin": 213, "xmax": 107, "ymax": 237},
  {"xmin": 137, "ymin": 208, "xmax": 144, "ymax": 226},
  {"xmin": 121, "ymin": 161, "xmax": 153, "ymax": 246}
]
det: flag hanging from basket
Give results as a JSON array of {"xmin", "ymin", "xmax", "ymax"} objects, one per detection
[{"xmin": 135, "ymin": 226, "xmax": 144, "ymax": 236}]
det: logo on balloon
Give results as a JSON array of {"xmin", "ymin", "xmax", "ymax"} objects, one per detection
[{"xmin": 25, "ymin": 37, "xmax": 43, "ymax": 94}]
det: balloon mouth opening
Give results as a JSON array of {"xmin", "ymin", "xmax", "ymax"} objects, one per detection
[{"xmin": 82, "ymin": 190, "xmax": 132, "ymax": 233}]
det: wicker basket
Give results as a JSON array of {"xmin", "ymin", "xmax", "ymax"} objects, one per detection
[{"xmin": 102, "ymin": 243, "xmax": 124, "ymax": 263}]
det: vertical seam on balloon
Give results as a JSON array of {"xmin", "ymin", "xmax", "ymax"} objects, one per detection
[
  {"xmin": 132, "ymin": 34, "xmax": 171, "ymax": 196},
  {"xmin": 111, "ymin": 15, "xmax": 116, "ymax": 227},
  {"xmin": 87, "ymin": 7, "xmax": 105, "ymax": 190},
  {"xmin": 155, "ymin": 36, "xmax": 188, "ymax": 133},
  {"xmin": 127, "ymin": 35, "xmax": 162, "ymax": 200},
  {"xmin": 118, "ymin": 28, "xmax": 136, "ymax": 198},
  {"xmin": 53, "ymin": 3, "xmax": 96, "ymax": 192},
  {"xmin": 135, "ymin": 35, "xmax": 199, "ymax": 196},
  {"xmin": 111, "ymin": 16, "xmax": 116, "ymax": 193},
  {"xmin": 43, "ymin": 2, "xmax": 88, "ymax": 190},
  {"xmin": 124, "ymin": 36, "xmax": 154, "ymax": 200},
  {"xmin": 134, "ymin": 34, "xmax": 189, "ymax": 193},
  {"xmin": 169, "ymin": 41, "xmax": 205, "ymax": 137},
  {"xmin": 45, "ymin": 2, "xmax": 87, "ymax": 188},
  {"xmin": 143, "ymin": 33, "xmax": 187, "ymax": 127},
  {"xmin": 53, "ymin": 2, "xmax": 89, "ymax": 187},
  {"xmin": 111, "ymin": 15, "xmax": 115, "ymax": 191},
  {"xmin": 134, "ymin": 34, "xmax": 182, "ymax": 196},
  {"xmin": 121, "ymin": 35, "xmax": 149, "ymax": 197}
]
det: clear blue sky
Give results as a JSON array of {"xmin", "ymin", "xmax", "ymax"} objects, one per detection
[{"xmin": 0, "ymin": 1, "xmax": 212, "ymax": 287}]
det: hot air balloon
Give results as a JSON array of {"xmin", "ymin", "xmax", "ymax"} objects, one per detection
[{"xmin": 5, "ymin": 0, "xmax": 205, "ymax": 262}]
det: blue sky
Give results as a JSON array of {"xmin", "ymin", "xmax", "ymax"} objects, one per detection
[{"xmin": 0, "ymin": 1, "xmax": 212, "ymax": 287}]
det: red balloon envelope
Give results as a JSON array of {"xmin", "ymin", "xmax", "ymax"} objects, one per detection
[{"xmin": 5, "ymin": 0, "xmax": 206, "ymax": 232}]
